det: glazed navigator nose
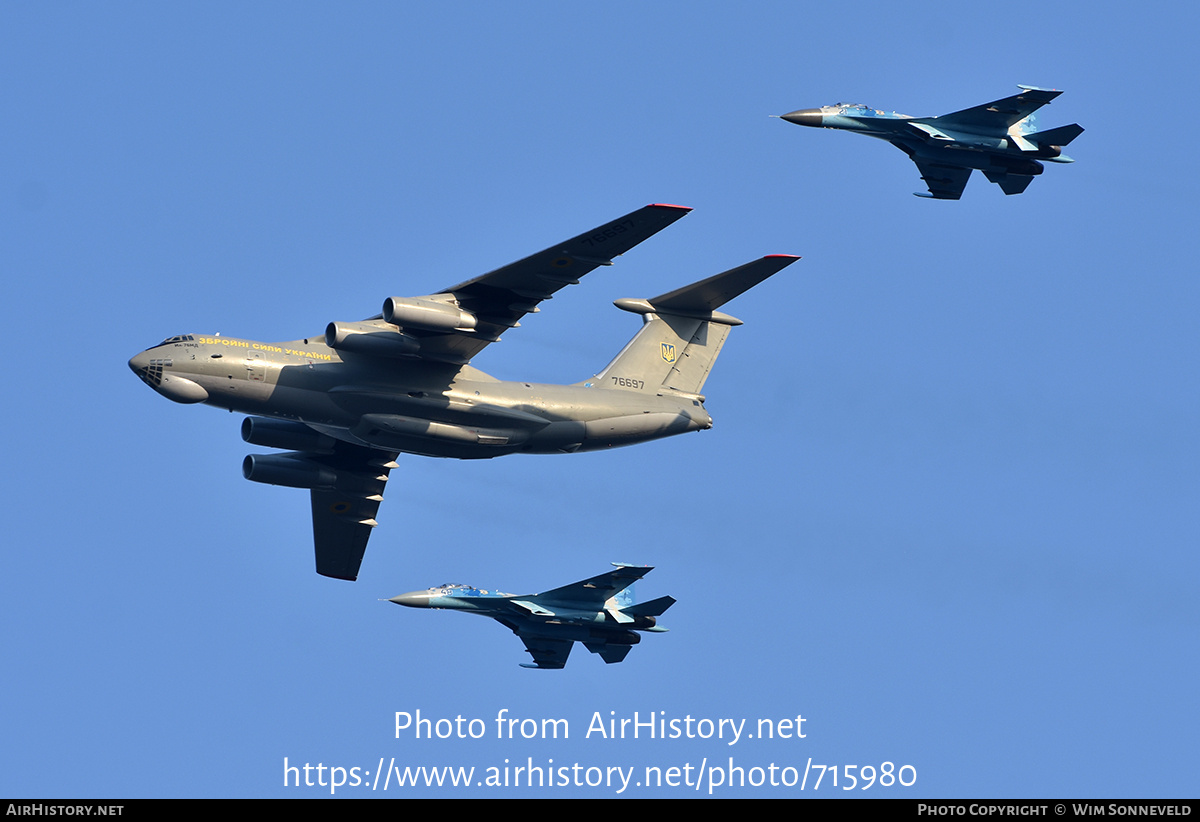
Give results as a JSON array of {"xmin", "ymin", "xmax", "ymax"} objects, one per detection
[
  {"xmin": 128, "ymin": 348, "xmax": 208, "ymax": 403},
  {"xmin": 128, "ymin": 350, "xmax": 149, "ymax": 374}
]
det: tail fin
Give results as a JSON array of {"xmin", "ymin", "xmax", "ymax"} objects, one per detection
[
  {"xmin": 587, "ymin": 255, "xmax": 798, "ymax": 396},
  {"xmin": 612, "ymin": 583, "xmax": 635, "ymax": 610}
]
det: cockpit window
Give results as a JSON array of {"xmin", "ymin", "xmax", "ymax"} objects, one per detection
[
  {"xmin": 436, "ymin": 584, "xmax": 510, "ymax": 597},
  {"xmin": 834, "ymin": 103, "xmax": 881, "ymax": 115},
  {"xmin": 145, "ymin": 334, "xmax": 196, "ymax": 352}
]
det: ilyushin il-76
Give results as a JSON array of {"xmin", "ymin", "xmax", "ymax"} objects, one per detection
[
  {"xmin": 129, "ymin": 205, "xmax": 798, "ymax": 580},
  {"xmin": 779, "ymin": 85, "xmax": 1083, "ymax": 199},
  {"xmin": 389, "ymin": 563, "xmax": 674, "ymax": 669}
]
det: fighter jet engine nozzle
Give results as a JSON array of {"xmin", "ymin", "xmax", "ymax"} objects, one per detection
[
  {"xmin": 780, "ymin": 108, "xmax": 825, "ymax": 128},
  {"xmin": 1042, "ymin": 145, "xmax": 1062, "ymax": 158},
  {"xmin": 382, "ymin": 297, "xmax": 478, "ymax": 332},
  {"xmin": 326, "ymin": 322, "xmax": 421, "ymax": 357},
  {"xmin": 242, "ymin": 454, "xmax": 338, "ymax": 490},
  {"xmin": 241, "ymin": 417, "xmax": 337, "ymax": 454}
]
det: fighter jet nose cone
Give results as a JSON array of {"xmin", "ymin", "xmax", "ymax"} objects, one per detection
[
  {"xmin": 780, "ymin": 108, "xmax": 824, "ymax": 127},
  {"xmin": 389, "ymin": 592, "xmax": 432, "ymax": 608}
]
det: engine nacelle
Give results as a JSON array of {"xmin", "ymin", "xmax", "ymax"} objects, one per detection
[
  {"xmin": 325, "ymin": 322, "xmax": 421, "ymax": 357},
  {"xmin": 242, "ymin": 453, "xmax": 338, "ymax": 490},
  {"xmin": 998, "ymin": 157, "xmax": 1045, "ymax": 176},
  {"xmin": 241, "ymin": 417, "xmax": 337, "ymax": 453},
  {"xmin": 382, "ymin": 297, "xmax": 477, "ymax": 332}
]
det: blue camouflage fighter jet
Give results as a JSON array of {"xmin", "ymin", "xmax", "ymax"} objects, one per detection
[
  {"xmin": 389, "ymin": 564, "xmax": 674, "ymax": 669},
  {"xmin": 779, "ymin": 85, "xmax": 1083, "ymax": 199}
]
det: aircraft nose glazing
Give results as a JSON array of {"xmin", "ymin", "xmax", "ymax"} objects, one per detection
[
  {"xmin": 780, "ymin": 108, "xmax": 824, "ymax": 127},
  {"xmin": 128, "ymin": 350, "xmax": 161, "ymax": 387},
  {"xmin": 129, "ymin": 349, "xmax": 209, "ymax": 403}
]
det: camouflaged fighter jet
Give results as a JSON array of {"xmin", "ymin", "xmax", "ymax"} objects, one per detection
[
  {"xmin": 389, "ymin": 563, "xmax": 674, "ymax": 669},
  {"xmin": 779, "ymin": 85, "xmax": 1083, "ymax": 199},
  {"xmin": 129, "ymin": 204, "xmax": 798, "ymax": 581}
]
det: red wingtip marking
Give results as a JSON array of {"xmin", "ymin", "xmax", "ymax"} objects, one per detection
[
  {"xmin": 648, "ymin": 203, "xmax": 693, "ymax": 211},
  {"xmin": 764, "ymin": 254, "xmax": 802, "ymax": 260}
]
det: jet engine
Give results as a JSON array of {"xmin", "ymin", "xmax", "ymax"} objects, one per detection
[
  {"xmin": 241, "ymin": 417, "xmax": 336, "ymax": 453},
  {"xmin": 998, "ymin": 157, "xmax": 1045, "ymax": 176},
  {"xmin": 325, "ymin": 322, "xmax": 421, "ymax": 357},
  {"xmin": 242, "ymin": 453, "xmax": 338, "ymax": 490},
  {"xmin": 382, "ymin": 297, "xmax": 477, "ymax": 332}
]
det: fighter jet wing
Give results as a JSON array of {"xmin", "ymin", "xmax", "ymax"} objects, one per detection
[
  {"xmin": 409, "ymin": 204, "xmax": 691, "ymax": 365},
  {"xmin": 307, "ymin": 442, "xmax": 398, "ymax": 581},
  {"xmin": 533, "ymin": 564, "xmax": 653, "ymax": 607},
  {"xmin": 912, "ymin": 159, "xmax": 973, "ymax": 200},
  {"xmin": 516, "ymin": 635, "xmax": 574, "ymax": 669},
  {"xmin": 929, "ymin": 86, "xmax": 1062, "ymax": 132}
]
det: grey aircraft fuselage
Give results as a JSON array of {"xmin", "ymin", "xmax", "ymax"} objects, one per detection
[
  {"xmin": 130, "ymin": 333, "xmax": 712, "ymax": 459},
  {"xmin": 129, "ymin": 204, "xmax": 798, "ymax": 580}
]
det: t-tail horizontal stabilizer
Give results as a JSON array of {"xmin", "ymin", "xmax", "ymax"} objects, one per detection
[
  {"xmin": 594, "ymin": 255, "xmax": 799, "ymax": 396},
  {"xmin": 641, "ymin": 255, "xmax": 801, "ymax": 320}
]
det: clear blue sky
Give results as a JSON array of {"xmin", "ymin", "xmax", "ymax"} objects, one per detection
[{"xmin": 3, "ymin": 1, "xmax": 1197, "ymax": 798}]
